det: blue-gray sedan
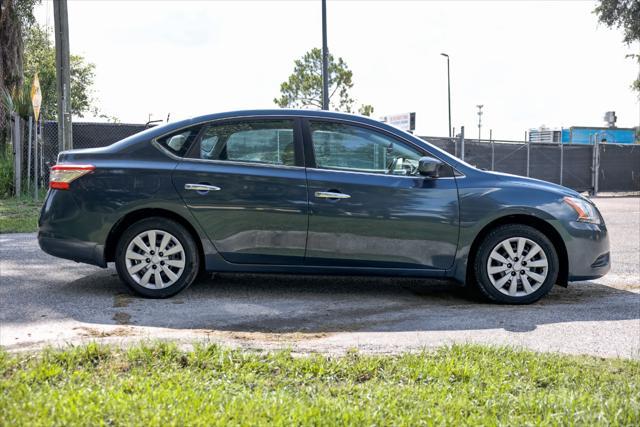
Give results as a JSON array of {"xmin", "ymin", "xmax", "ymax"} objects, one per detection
[{"xmin": 38, "ymin": 110, "xmax": 610, "ymax": 303}]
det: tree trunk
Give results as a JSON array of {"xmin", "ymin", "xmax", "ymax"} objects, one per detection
[{"xmin": 1, "ymin": 0, "xmax": 25, "ymax": 154}]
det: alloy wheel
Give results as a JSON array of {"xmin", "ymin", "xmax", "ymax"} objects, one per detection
[
  {"xmin": 486, "ymin": 236, "xmax": 548, "ymax": 297},
  {"xmin": 125, "ymin": 229, "xmax": 186, "ymax": 289}
]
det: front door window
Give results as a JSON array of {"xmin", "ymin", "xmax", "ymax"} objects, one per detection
[{"xmin": 310, "ymin": 121, "xmax": 422, "ymax": 176}]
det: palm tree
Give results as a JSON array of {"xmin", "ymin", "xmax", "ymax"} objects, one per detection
[{"xmin": 0, "ymin": 0, "xmax": 27, "ymax": 150}]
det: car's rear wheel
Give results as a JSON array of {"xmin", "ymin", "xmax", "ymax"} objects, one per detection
[
  {"xmin": 115, "ymin": 217, "xmax": 200, "ymax": 298},
  {"xmin": 474, "ymin": 224, "xmax": 558, "ymax": 304}
]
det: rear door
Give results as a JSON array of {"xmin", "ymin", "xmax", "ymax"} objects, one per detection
[
  {"xmin": 172, "ymin": 118, "xmax": 309, "ymax": 265},
  {"xmin": 302, "ymin": 119, "xmax": 459, "ymax": 270}
]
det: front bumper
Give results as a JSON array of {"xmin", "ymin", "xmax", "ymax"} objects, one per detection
[
  {"xmin": 38, "ymin": 231, "xmax": 107, "ymax": 268},
  {"xmin": 564, "ymin": 220, "xmax": 610, "ymax": 281}
]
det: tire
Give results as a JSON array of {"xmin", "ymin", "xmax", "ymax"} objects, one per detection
[
  {"xmin": 115, "ymin": 217, "xmax": 200, "ymax": 298},
  {"xmin": 474, "ymin": 224, "xmax": 559, "ymax": 304}
]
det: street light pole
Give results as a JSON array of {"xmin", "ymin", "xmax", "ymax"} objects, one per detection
[
  {"xmin": 53, "ymin": 0, "xmax": 73, "ymax": 151},
  {"xmin": 476, "ymin": 104, "xmax": 484, "ymax": 141},
  {"xmin": 440, "ymin": 53, "xmax": 451, "ymax": 138},
  {"xmin": 321, "ymin": 0, "xmax": 329, "ymax": 110}
]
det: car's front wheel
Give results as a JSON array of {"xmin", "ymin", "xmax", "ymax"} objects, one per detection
[
  {"xmin": 115, "ymin": 217, "xmax": 200, "ymax": 298},
  {"xmin": 474, "ymin": 224, "xmax": 559, "ymax": 304}
]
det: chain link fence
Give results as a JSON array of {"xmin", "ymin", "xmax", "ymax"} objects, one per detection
[
  {"xmin": 423, "ymin": 136, "xmax": 639, "ymax": 193},
  {"xmin": 12, "ymin": 120, "xmax": 148, "ymax": 195},
  {"xmin": 7, "ymin": 121, "xmax": 639, "ymax": 196},
  {"xmin": 598, "ymin": 143, "xmax": 640, "ymax": 192}
]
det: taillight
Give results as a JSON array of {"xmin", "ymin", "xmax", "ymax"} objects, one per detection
[{"xmin": 49, "ymin": 164, "xmax": 96, "ymax": 190}]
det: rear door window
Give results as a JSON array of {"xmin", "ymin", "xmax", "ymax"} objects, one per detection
[{"xmin": 191, "ymin": 120, "xmax": 296, "ymax": 166}]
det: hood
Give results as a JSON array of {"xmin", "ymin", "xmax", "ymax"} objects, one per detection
[{"xmin": 484, "ymin": 170, "xmax": 582, "ymax": 198}]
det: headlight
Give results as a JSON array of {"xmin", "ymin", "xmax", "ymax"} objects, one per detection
[{"xmin": 563, "ymin": 196, "xmax": 601, "ymax": 225}]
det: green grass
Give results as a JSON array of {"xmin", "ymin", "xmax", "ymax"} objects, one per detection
[
  {"xmin": 0, "ymin": 195, "xmax": 43, "ymax": 233},
  {"xmin": 1, "ymin": 343, "xmax": 638, "ymax": 426}
]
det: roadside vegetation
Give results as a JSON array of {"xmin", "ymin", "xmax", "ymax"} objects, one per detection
[
  {"xmin": 0, "ymin": 148, "xmax": 14, "ymax": 198},
  {"xmin": 0, "ymin": 195, "xmax": 42, "ymax": 233},
  {"xmin": 1, "ymin": 343, "xmax": 638, "ymax": 425}
]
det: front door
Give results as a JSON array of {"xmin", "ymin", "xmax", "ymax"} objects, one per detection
[
  {"xmin": 172, "ymin": 118, "xmax": 309, "ymax": 265},
  {"xmin": 303, "ymin": 120, "xmax": 459, "ymax": 270}
]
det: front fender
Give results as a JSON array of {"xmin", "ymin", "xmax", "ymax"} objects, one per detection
[{"xmin": 449, "ymin": 182, "xmax": 573, "ymax": 283}]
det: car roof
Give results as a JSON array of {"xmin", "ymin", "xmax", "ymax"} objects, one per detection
[
  {"xmin": 152, "ymin": 108, "xmax": 413, "ymax": 144},
  {"xmin": 136, "ymin": 109, "xmax": 387, "ymax": 141},
  {"xmin": 188, "ymin": 109, "xmax": 378, "ymax": 125}
]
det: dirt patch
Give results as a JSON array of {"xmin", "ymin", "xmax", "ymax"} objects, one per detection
[
  {"xmin": 202, "ymin": 330, "xmax": 330, "ymax": 343},
  {"xmin": 113, "ymin": 312, "xmax": 132, "ymax": 325},
  {"xmin": 73, "ymin": 326, "xmax": 134, "ymax": 338},
  {"xmin": 113, "ymin": 293, "xmax": 133, "ymax": 308}
]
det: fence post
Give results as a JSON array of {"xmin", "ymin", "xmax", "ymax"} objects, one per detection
[
  {"xmin": 460, "ymin": 126, "xmax": 465, "ymax": 161},
  {"xmin": 12, "ymin": 113, "xmax": 22, "ymax": 196},
  {"xmin": 490, "ymin": 129, "xmax": 494, "ymax": 170},
  {"xmin": 525, "ymin": 131, "xmax": 530, "ymax": 177},
  {"xmin": 591, "ymin": 139, "xmax": 600, "ymax": 196},
  {"xmin": 39, "ymin": 118, "xmax": 44, "ymax": 198},
  {"xmin": 454, "ymin": 135, "xmax": 458, "ymax": 158},
  {"xmin": 34, "ymin": 118, "xmax": 39, "ymax": 201},
  {"xmin": 559, "ymin": 142, "xmax": 564, "ymax": 186},
  {"xmin": 27, "ymin": 116, "xmax": 32, "ymax": 192},
  {"xmin": 40, "ymin": 117, "xmax": 44, "ymax": 185}
]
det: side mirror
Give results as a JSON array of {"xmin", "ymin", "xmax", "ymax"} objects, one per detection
[{"xmin": 418, "ymin": 156, "xmax": 443, "ymax": 177}]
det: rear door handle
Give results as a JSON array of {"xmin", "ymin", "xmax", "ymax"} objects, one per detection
[
  {"xmin": 184, "ymin": 183, "xmax": 221, "ymax": 192},
  {"xmin": 314, "ymin": 191, "xmax": 351, "ymax": 200}
]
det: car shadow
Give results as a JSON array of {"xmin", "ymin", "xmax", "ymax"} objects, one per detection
[{"xmin": 31, "ymin": 267, "xmax": 640, "ymax": 335}]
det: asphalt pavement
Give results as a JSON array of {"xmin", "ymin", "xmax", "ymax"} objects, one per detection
[{"xmin": 1, "ymin": 197, "xmax": 638, "ymax": 358}]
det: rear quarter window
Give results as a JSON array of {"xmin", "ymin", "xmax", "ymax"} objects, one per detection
[{"xmin": 155, "ymin": 126, "xmax": 201, "ymax": 157}]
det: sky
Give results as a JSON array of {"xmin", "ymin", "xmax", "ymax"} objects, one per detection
[{"xmin": 35, "ymin": 0, "xmax": 639, "ymax": 140}]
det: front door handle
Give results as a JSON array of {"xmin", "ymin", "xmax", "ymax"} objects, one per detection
[
  {"xmin": 184, "ymin": 183, "xmax": 221, "ymax": 192},
  {"xmin": 314, "ymin": 191, "xmax": 351, "ymax": 200}
]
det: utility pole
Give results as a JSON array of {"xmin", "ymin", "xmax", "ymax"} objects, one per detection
[
  {"xmin": 53, "ymin": 0, "xmax": 73, "ymax": 151},
  {"xmin": 440, "ymin": 53, "xmax": 451, "ymax": 138},
  {"xmin": 476, "ymin": 104, "xmax": 483, "ymax": 141},
  {"xmin": 321, "ymin": 0, "xmax": 329, "ymax": 110}
]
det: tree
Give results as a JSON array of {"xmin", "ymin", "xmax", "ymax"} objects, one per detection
[
  {"xmin": 594, "ymin": 0, "xmax": 640, "ymax": 93},
  {"xmin": 274, "ymin": 48, "xmax": 374, "ymax": 116},
  {"xmin": 23, "ymin": 24, "xmax": 100, "ymax": 120},
  {"xmin": 358, "ymin": 104, "xmax": 374, "ymax": 117},
  {"xmin": 1, "ymin": 0, "xmax": 41, "ymax": 153},
  {"xmin": 0, "ymin": 0, "xmax": 39, "ymax": 95}
]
